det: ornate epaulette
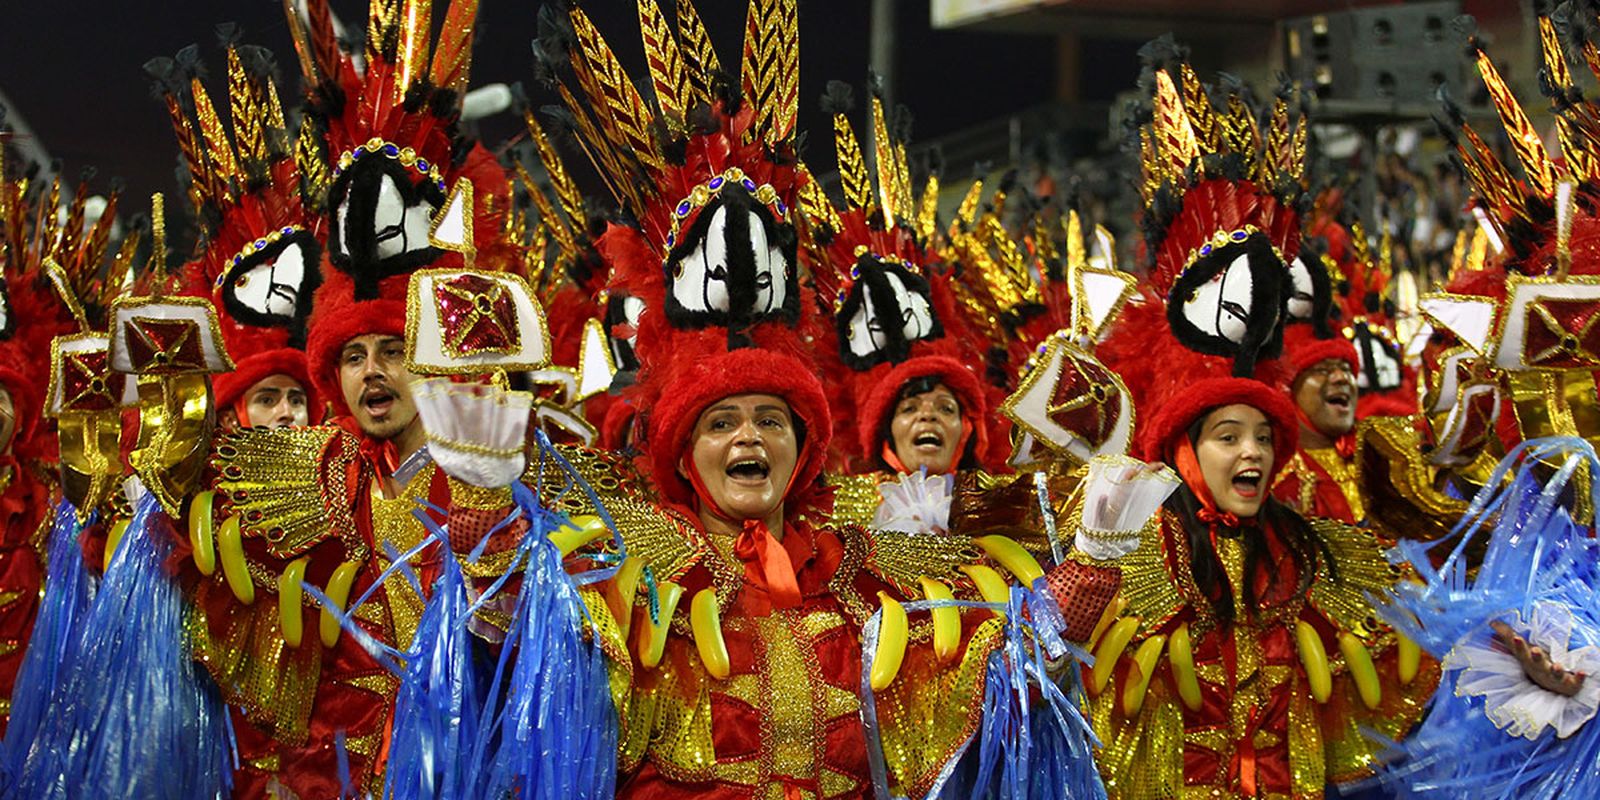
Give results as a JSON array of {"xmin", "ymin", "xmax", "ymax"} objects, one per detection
[
  {"xmin": 825, "ymin": 472, "xmax": 885, "ymax": 529},
  {"xmin": 857, "ymin": 526, "xmax": 980, "ymax": 596},
  {"xmin": 211, "ymin": 425, "xmax": 368, "ymax": 568},
  {"xmin": 1355, "ymin": 416, "xmax": 1465, "ymax": 544},
  {"xmin": 1307, "ymin": 517, "xmax": 1403, "ymax": 648},
  {"xmin": 527, "ymin": 444, "xmax": 702, "ymax": 582},
  {"xmin": 1075, "ymin": 512, "xmax": 1185, "ymax": 639}
]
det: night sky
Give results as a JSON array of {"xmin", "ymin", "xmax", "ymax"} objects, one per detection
[{"xmin": 0, "ymin": 0, "xmax": 1059, "ymax": 217}]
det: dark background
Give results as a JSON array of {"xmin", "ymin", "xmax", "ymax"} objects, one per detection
[{"xmin": 0, "ymin": 1, "xmax": 1059, "ymax": 207}]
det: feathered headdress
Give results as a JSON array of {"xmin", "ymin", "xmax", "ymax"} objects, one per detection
[
  {"xmin": 535, "ymin": 0, "xmax": 830, "ymax": 505},
  {"xmin": 802, "ymin": 79, "xmax": 1003, "ymax": 470},
  {"xmin": 147, "ymin": 33, "xmax": 325, "ymax": 419},
  {"xmin": 284, "ymin": 0, "xmax": 511, "ymax": 293},
  {"xmin": 287, "ymin": 0, "xmax": 514, "ymax": 413},
  {"xmin": 1101, "ymin": 45, "xmax": 1303, "ymax": 468},
  {"xmin": 1131, "ymin": 39, "xmax": 1307, "ymax": 377}
]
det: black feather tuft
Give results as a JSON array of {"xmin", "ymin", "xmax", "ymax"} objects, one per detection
[
  {"xmin": 175, "ymin": 44, "xmax": 206, "ymax": 81},
  {"xmin": 214, "ymin": 22, "xmax": 242, "ymax": 49},
  {"xmin": 820, "ymin": 80, "xmax": 854, "ymax": 116}
]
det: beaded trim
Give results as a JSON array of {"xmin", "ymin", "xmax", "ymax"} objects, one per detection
[
  {"xmin": 829, "ymin": 246, "xmax": 923, "ymax": 311},
  {"xmin": 664, "ymin": 167, "xmax": 788, "ymax": 250},
  {"xmin": 1181, "ymin": 224, "xmax": 1286, "ymax": 274},
  {"xmin": 332, "ymin": 136, "xmax": 447, "ymax": 192},
  {"xmin": 218, "ymin": 225, "xmax": 307, "ymax": 286}
]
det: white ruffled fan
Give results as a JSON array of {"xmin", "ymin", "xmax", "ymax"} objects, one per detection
[
  {"xmin": 872, "ymin": 471, "xmax": 955, "ymax": 536},
  {"xmin": 1449, "ymin": 602, "xmax": 1600, "ymax": 740},
  {"xmin": 1075, "ymin": 455, "xmax": 1180, "ymax": 560},
  {"xmin": 411, "ymin": 377, "xmax": 533, "ymax": 488}
]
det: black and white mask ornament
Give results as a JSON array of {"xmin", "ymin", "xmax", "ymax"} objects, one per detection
[
  {"xmin": 1348, "ymin": 320, "xmax": 1403, "ymax": 392},
  {"xmin": 0, "ymin": 275, "xmax": 12, "ymax": 340},
  {"xmin": 1167, "ymin": 227, "xmax": 1288, "ymax": 376},
  {"xmin": 219, "ymin": 226, "xmax": 322, "ymax": 334},
  {"xmin": 604, "ymin": 292, "xmax": 645, "ymax": 373},
  {"xmin": 662, "ymin": 176, "xmax": 798, "ymax": 330},
  {"xmin": 1285, "ymin": 252, "xmax": 1332, "ymax": 328},
  {"xmin": 835, "ymin": 254, "xmax": 941, "ymax": 369},
  {"xmin": 327, "ymin": 142, "xmax": 448, "ymax": 293}
]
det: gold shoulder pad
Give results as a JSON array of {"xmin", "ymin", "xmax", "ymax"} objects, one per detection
[
  {"xmin": 857, "ymin": 526, "xmax": 981, "ymax": 595},
  {"xmin": 527, "ymin": 444, "xmax": 703, "ymax": 582},
  {"xmin": 825, "ymin": 472, "xmax": 885, "ymax": 529},
  {"xmin": 211, "ymin": 425, "xmax": 365, "ymax": 561},
  {"xmin": 1089, "ymin": 513, "xmax": 1185, "ymax": 637},
  {"xmin": 1308, "ymin": 517, "xmax": 1403, "ymax": 645}
]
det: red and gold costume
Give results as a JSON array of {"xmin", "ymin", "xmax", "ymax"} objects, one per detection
[
  {"xmin": 1270, "ymin": 326, "xmax": 1365, "ymax": 524},
  {"xmin": 1082, "ymin": 48, "xmax": 1438, "ymax": 798}
]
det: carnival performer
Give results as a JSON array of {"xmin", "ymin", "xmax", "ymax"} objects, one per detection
[
  {"xmin": 144, "ymin": 32, "xmax": 326, "ymax": 434},
  {"xmin": 147, "ymin": 5, "xmax": 520, "ymax": 794},
  {"xmin": 1271, "ymin": 325, "xmax": 1365, "ymax": 523},
  {"xmin": 1361, "ymin": 9, "xmax": 1600, "ymax": 797},
  {"xmin": 1079, "ymin": 41, "xmax": 1438, "ymax": 798},
  {"xmin": 0, "ymin": 119, "xmax": 108, "ymax": 732},
  {"xmin": 525, "ymin": 3, "xmax": 1124, "ymax": 796}
]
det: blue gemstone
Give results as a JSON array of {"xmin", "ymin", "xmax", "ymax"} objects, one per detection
[
  {"xmin": 741, "ymin": 178, "xmax": 757, "ymax": 191},
  {"xmin": 437, "ymin": 181, "xmax": 446, "ymax": 191},
  {"xmin": 666, "ymin": 234, "xmax": 675, "ymax": 246},
  {"xmin": 708, "ymin": 176, "xmax": 725, "ymax": 190},
  {"xmin": 676, "ymin": 200, "xmax": 692, "ymax": 216},
  {"xmin": 256, "ymin": 238, "xmax": 268, "ymax": 248},
  {"xmin": 417, "ymin": 159, "xmax": 430, "ymax": 172},
  {"xmin": 282, "ymin": 226, "xmax": 294, "ymax": 235},
  {"xmin": 382, "ymin": 144, "xmax": 401, "ymax": 157},
  {"xmin": 232, "ymin": 256, "xmax": 242, "ymax": 266},
  {"xmin": 1200, "ymin": 244, "xmax": 1213, "ymax": 256},
  {"xmin": 775, "ymin": 201, "xmax": 786, "ymax": 215},
  {"xmin": 1230, "ymin": 230, "xmax": 1247, "ymax": 242},
  {"xmin": 352, "ymin": 146, "xmax": 366, "ymax": 157}
]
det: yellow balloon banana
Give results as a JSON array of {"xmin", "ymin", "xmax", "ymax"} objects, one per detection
[
  {"xmin": 103, "ymin": 519, "xmax": 130, "ymax": 574},
  {"xmin": 1397, "ymin": 631, "xmax": 1422, "ymax": 686},
  {"xmin": 690, "ymin": 588, "xmax": 730, "ymax": 680},
  {"xmin": 1297, "ymin": 621, "xmax": 1332, "ymax": 703},
  {"xmin": 217, "ymin": 515, "xmax": 254, "ymax": 605},
  {"xmin": 639, "ymin": 581, "xmax": 685, "ymax": 670},
  {"xmin": 1168, "ymin": 623, "xmax": 1203, "ymax": 712},
  {"xmin": 1339, "ymin": 633, "xmax": 1382, "ymax": 710},
  {"xmin": 1091, "ymin": 617, "xmax": 1140, "ymax": 695},
  {"xmin": 278, "ymin": 557, "xmax": 309, "ymax": 648},
  {"xmin": 919, "ymin": 576, "xmax": 960, "ymax": 664},
  {"xmin": 187, "ymin": 490, "xmax": 216, "ymax": 576},
  {"xmin": 960, "ymin": 564, "xmax": 1011, "ymax": 613},
  {"xmin": 1121, "ymin": 634, "xmax": 1167, "ymax": 717},
  {"xmin": 549, "ymin": 514, "xmax": 609, "ymax": 557},
  {"xmin": 319, "ymin": 560, "xmax": 361, "ymax": 648},
  {"xmin": 870, "ymin": 592, "xmax": 909, "ymax": 692},
  {"xmin": 612, "ymin": 557, "xmax": 645, "ymax": 641},
  {"xmin": 1088, "ymin": 595, "xmax": 1128, "ymax": 649},
  {"xmin": 974, "ymin": 535, "xmax": 1045, "ymax": 586}
]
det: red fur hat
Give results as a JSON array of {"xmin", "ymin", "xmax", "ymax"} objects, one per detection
[
  {"xmin": 644, "ymin": 347, "xmax": 831, "ymax": 508},
  {"xmin": 1138, "ymin": 376, "xmax": 1299, "ymax": 475},
  {"xmin": 212, "ymin": 347, "xmax": 319, "ymax": 421},
  {"xmin": 304, "ymin": 270, "xmax": 407, "ymax": 417},
  {"xmin": 1281, "ymin": 323, "xmax": 1358, "ymax": 379}
]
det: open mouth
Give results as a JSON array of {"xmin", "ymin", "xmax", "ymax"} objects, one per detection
[
  {"xmin": 362, "ymin": 387, "xmax": 396, "ymax": 418},
  {"xmin": 912, "ymin": 431, "xmax": 944, "ymax": 451},
  {"xmin": 1325, "ymin": 392, "xmax": 1352, "ymax": 411},
  {"xmin": 1231, "ymin": 467, "xmax": 1263, "ymax": 499},
  {"xmin": 725, "ymin": 456, "xmax": 771, "ymax": 483}
]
